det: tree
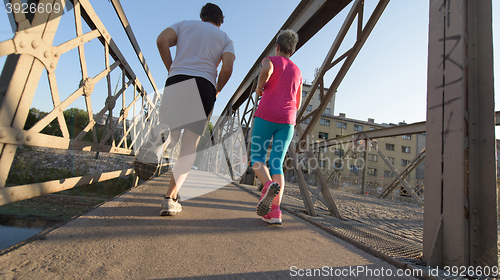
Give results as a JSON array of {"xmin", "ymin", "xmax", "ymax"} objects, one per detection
[
  {"xmin": 208, "ymin": 122, "xmax": 213, "ymax": 135},
  {"xmin": 63, "ymin": 108, "xmax": 89, "ymax": 139}
]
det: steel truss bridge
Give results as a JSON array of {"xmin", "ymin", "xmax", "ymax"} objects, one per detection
[{"xmin": 0, "ymin": 0, "xmax": 497, "ymax": 268}]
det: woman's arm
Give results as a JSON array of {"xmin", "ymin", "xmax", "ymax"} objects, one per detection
[
  {"xmin": 255, "ymin": 58, "xmax": 273, "ymax": 97},
  {"xmin": 296, "ymin": 82, "xmax": 303, "ymax": 110}
]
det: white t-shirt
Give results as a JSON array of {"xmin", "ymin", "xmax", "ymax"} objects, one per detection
[{"xmin": 168, "ymin": 20, "xmax": 235, "ymax": 87}]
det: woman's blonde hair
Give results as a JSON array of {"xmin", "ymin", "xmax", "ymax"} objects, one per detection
[{"xmin": 276, "ymin": 30, "xmax": 299, "ymax": 55}]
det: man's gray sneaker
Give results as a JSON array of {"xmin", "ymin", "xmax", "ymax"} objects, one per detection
[{"xmin": 159, "ymin": 196, "xmax": 182, "ymax": 216}]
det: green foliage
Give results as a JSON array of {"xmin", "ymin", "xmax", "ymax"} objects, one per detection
[
  {"xmin": 24, "ymin": 107, "xmax": 115, "ymax": 144},
  {"xmin": 24, "ymin": 108, "xmax": 62, "ymax": 136},
  {"xmin": 208, "ymin": 122, "xmax": 213, "ymax": 135},
  {"xmin": 63, "ymin": 107, "xmax": 90, "ymax": 139}
]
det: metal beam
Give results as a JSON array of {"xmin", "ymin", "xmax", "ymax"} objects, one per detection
[
  {"xmin": 0, "ymin": 0, "xmax": 162, "ymax": 204},
  {"xmin": 379, "ymin": 148, "xmax": 426, "ymax": 199},
  {"xmin": 298, "ymin": 0, "xmax": 390, "ymax": 144},
  {"xmin": 423, "ymin": 0, "xmax": 497, "ymax": 268},
  {"xmin": 366, "ymin": 137, "xmax": 423, "ymax": 206},
  {"xmin": 214, "ymin": 0, "xmax": 352, "ymax": 130},
  {"xmin": 109, "ymin": 0, "xmax": 159, "ymax": 94},
  {"xmin": 313, "ymin": 121, "xmax": 426, "ymax": 150}
]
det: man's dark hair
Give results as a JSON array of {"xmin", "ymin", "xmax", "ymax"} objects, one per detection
[{"xmin": 200, "ymin": 3, "xmax": 224, "ymax": 25}]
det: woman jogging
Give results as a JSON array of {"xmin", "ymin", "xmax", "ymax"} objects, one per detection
[{"xmin": 251, "ymin": 30, "xmax": 302, "ymax": 225}]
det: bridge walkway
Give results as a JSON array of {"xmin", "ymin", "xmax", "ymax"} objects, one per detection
[{"xmin": 0, "ymin": 171, "xmax": 420, "ymax": 279}]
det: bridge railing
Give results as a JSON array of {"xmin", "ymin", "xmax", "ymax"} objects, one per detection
[{"xmin": 0, "ymin": 0, "xmax": 165, "ymax": 205}]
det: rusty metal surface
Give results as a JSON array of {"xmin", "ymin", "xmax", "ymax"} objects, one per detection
[{"xmin": 424, "ymin": 0, "xmax": 497, "ymax": 268}]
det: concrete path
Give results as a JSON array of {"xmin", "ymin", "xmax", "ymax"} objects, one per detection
[{"xmin": 0, "ymin": 171, "xmax": 421, "ymax": 279}]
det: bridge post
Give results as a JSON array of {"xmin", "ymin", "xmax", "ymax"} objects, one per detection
[{"xmin": 423, "ymin": 0, "xmax": 497, "ymax": 267}]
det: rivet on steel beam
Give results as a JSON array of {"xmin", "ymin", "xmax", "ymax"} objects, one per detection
[
  {"xmin": 473, "ymin": 209, "xmax": 477, "ymax": 214},
  {"xmin": 473, "ymin": 258, "xmax": 478, "ymax": 263},
  {"xmin": 54, "ymin": 52, "xmax": 59, "ymax": 57},
  {"xmin": 59, "ymin": 107, "xmax": 64, "ymax": 112},
  {"xmin": 31, "ymin": 40, "xmax": 40, "ymax": 49},
  {"xmin": 81, "ymin": 37, "xmax": 85, "ymax": 43},
  {"xmin": 80, "ymin": 78, "xmax": 95, "ymax": 97},
  {"xmin": 15, "ymin": 133, "xmax": 23, "ymax": 141},
  {"xmin": 50, "ymin": 63, "xmax": 56, "ymax": 69},
  {"xmin": 26, "ymin": 135, "xmax": 32, "ymax": 141},
  {"xmin": 473, "ymin": 226, "xmax": 477, "ymax": 231},
  {"xmin": 473, "ymin": 242, "xmax": 477, "ymax": 247},
  {"xmin": 0, "ymin": 130, "xmax": 5, "ymax": 139},
  {"xmin": 19, "ymin": 41, "xmax": 26, "ymax": 48},
  {"xmin": 44, "ymin": 51, "xmax": 50, "ymax": 58}
]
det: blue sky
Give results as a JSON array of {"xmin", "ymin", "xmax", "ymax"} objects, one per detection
[{"xmin": 0, "ymin": 1, "xmax": 499, "ymax": 136}]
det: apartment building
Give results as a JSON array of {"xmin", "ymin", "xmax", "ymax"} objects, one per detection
[{"xmin": 296, "ymin": 84, "xmax": 425, "ymax": 182}]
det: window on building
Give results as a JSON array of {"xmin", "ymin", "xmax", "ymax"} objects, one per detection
[
  {"xmin": 354, "ymin": 124, "xmax": 363, "ymax": 131},
  {"xmin": 350, "ymin": 165, "xmax": 359, "ymax": 173},
  {"xmin": 402, "ymin": 135, "xmax": 411, "ymax": 140},
  {"xmin": 370, "ymin": 127, "xmax": 377, "ymax": 130},
  {"xmin": 304, "ymin": 118, "xmax": 310, "ymax": 124},
  {"xmin": 302, "ymin": 91, "xmax": 307, "ymax": 97},
  {"xmin": 367, "ymin": 168, "xmax": 377, "ymax": 176},
  {"xmin": 402, "ymin": 146, "xmax": 411, "ymax": 153},
  {"xmin": 401, "ymin": 159, "xmax": 411, "ymax": 167},
  {"xmin": 387, "ymin": 157, "xmax": 395, "ymax": 165},
  {"xmin": 324, "ymin": 108, "xmax": 330, "ymax": 115},
  {"xmin": 334, "ymin": 161, "xmax": 343, "ymax": 170},
  {"xmin": 368, "ymin": 154, "xmax": 378, "ymax": 162},
  {"xmin": 334, "ymin": 148, "xmax": 341, "ymax": 156},
  {"xmin": 320, "ymin": 118, "xmax": 330, "ymax": 126},
  {"xmin": 337, "ymin": 122, "xmax": 347, "ymax": 129},
  {"xmin": 384, "ymin": 170, "xmax": 394, "ymax": 177},
  {"xmin": 319, "ymin": 160, "xmax": 326, "ymax": 168},
  {"xmin": 306, "ymin": 105, "xmax": 312, "ymax": 111},
  {"xmin": 386, "ymin": 143, "xmax": 395, "ymax": 151},
  {"xmin": 318, "ymin": 132, "xmax": 329, "ymax": 139}
]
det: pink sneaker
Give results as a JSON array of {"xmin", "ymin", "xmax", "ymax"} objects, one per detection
[
  {"xmin": 257, "ymin": 181, "xmax": 280, "ymax": 216},
  {"xmin": 262, "ymin": 209, "xmax": 282, "ymax": 225}
]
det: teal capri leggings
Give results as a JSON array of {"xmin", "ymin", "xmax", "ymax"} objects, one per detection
[{"xmin": 251, "ymin": 117, "xmax": 294, "ymax": 175}]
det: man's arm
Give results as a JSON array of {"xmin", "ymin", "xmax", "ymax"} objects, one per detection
[
  {"xmin": 156, "ymin": 28, "xmax": 177, "ymax": 72},
  {"xmin": 215, "ymin": 52, "xmax": 235, "ymax": 97}
]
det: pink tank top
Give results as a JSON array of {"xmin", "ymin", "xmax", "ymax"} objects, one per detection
[{"xmin": 254, "ymin": 56, "xmax": 302, "ymax": 125}]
